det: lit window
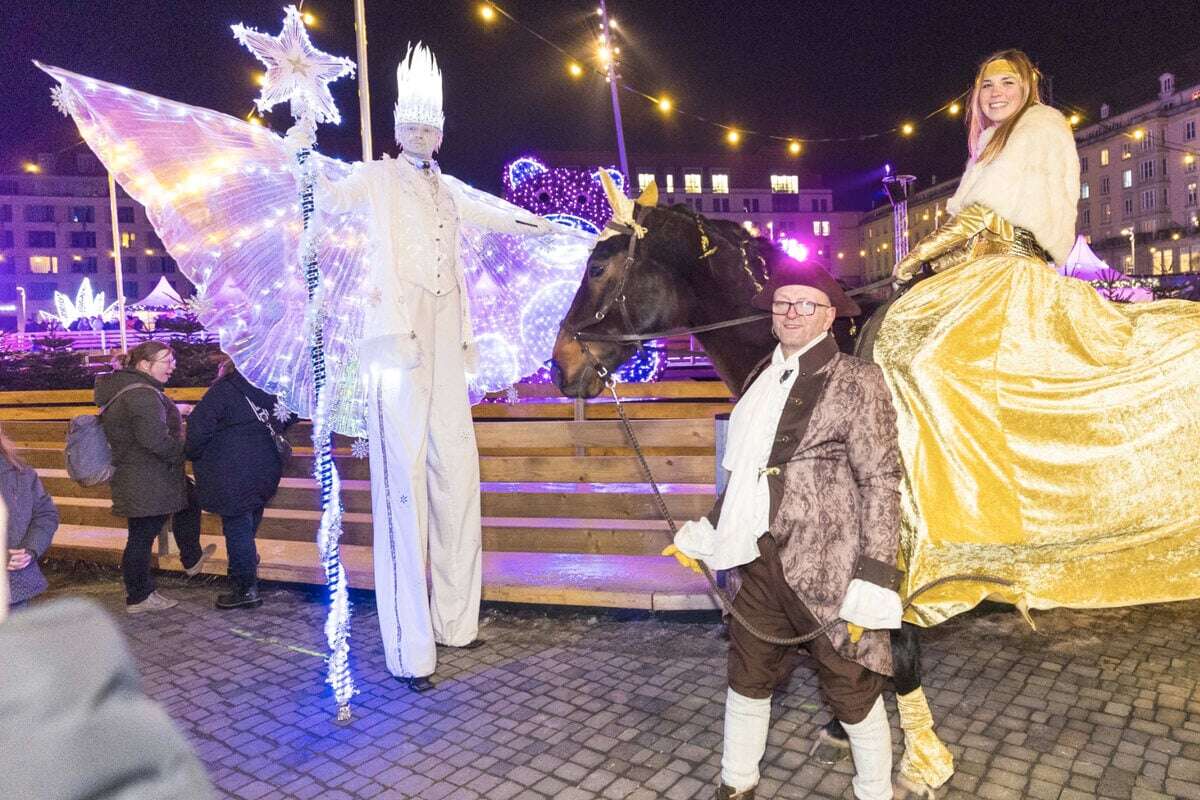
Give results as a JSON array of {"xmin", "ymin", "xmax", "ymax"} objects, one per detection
[
  {"xmin": 1121, "ymin": 143, "xmax": 1132, "ymax": 160},
  {"xmin": 1187, "ymin": 156, "xmax": 1197, "ymax": 174},
  {"xmin": 1080, "ymin": 182, "xmax": 1090, "ymax": 199},
  {"xmin": 1100, "ymin": 148, "xmax": 1110, "ymax": 166},
  {"xmin": 684, "ymin": 173, "xmax": 702, "ymax": 194},
  {"xmin": 664, "ymin": 174, "xmax": 674, "ymax": 194},
  {"xmin": 811, "ymin": 220, "xmax": 830, "ymax": 237},
  {"xmin": 29, "ymin": 255, "xmax": 58, "ymax": 274},
  {"xmin": 1189, "ymin": 183, "xmax": 1198, "ymax": 206},
  {"xmin": 1122, "ymin": 169, "xmax": 1133, "ymax": 188},
  {"xmin": 1101, "ymin": 202, "xmax": 1111, "ymax": 222},
  {"xmin": 711, "ymin": 173, "xmax": 729, "ymax": 194},
  {"xmin": 121, "ymin": 231, "xmax": 137, "ymax": 248},
  {"xmin": 637, "ymin": 173, "xmax": 655, "ymax": 192},
  {"xmin": 770, "ymin": 175, "xmax": 799, "ymax": 193}
]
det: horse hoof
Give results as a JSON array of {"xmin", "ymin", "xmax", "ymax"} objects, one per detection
[
  {"xmin": 894, "ymin": 774, "xmax": 937, "ymax": 799},
  {"xmin": 808, "ymin": 729, "xmax": 850, "ymax": 765}
]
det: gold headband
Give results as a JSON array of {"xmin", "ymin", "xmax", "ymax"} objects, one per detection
[{"xmin": 982, "ymin": 59, "xmax": 1018, "ymax": 79}]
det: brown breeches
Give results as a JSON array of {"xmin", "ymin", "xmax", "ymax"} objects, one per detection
[{"xmin": 727, "ymin": 534, "xmax": 886, "ymax": 725}]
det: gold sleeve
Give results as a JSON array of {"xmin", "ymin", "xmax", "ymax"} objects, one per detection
[{"xmin": 893, "ymin": 203, "xmax": 1012, "ymax": 281}]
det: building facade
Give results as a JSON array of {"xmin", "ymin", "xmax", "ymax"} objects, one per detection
[
  {"xmin": 538, "ymin": 150, "xmax": 865, "ymax": 285},
  {"xmin": 0, "ymin": 151, "xmax": 190, "ymax": 326},
  {"xmin": 1074, "ymin": 72, "xmax": 1200, "ymax": 276}
]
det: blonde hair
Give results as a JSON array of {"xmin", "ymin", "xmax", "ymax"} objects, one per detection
[
  {"xmin": 966, "ymin": 49, "xmax": 1044, "ymax": 164},
  {"xmin": 0, "ymin": 422, "xmax": 26, "ymax": 469}
]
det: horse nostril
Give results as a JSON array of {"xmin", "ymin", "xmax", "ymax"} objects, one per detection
[{"xmin": 549, "ymin": 360, "xmax": 564, "ymax": 387}]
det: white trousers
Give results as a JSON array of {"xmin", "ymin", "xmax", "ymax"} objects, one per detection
[{"xmin": 367, "ymin": 286, "xmax": 482, "ymax": 678}]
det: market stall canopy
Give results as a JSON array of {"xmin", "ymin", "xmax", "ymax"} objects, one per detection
[
  {"xmin": 1058, "ymin": 235, "xmax": 1153, "ymax": 302},
  {"xmin": 128, "ymin": 276, "xmax": 184, "ymax": 310}
]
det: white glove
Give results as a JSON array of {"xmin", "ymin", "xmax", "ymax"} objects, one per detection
[
  {"xmin": 673, "ymin": 518, "xmax": 717, "ymax": 562},
  {"xmin": 838, "ymin": 579, "xmax": 903, "ymax": 631}
]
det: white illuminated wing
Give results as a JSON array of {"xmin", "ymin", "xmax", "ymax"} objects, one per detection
[
  {"xmin": 39, "ymin": 63, "xmax": 594, "ymax": 433},
  {"xmin": 39, "ymin": 62, "xmax": 371, "ymax": 435},
  {"xmin": 449, "ymin": 178, "xmax": 594, "ymax": 401}
]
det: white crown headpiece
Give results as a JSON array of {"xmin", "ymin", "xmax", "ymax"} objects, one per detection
[{"xmin": 394, "ymin": 42, "xmax": 444, "ymax": 134}]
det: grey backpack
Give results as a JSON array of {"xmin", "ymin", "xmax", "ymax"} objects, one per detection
[{"xmin": 65, "ymin": 383, "xmax": 158, "ymax": 486}]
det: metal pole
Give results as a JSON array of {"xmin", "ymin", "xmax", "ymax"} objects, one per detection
[
  {"xmin": 353, "ymin": 0, "xmax": 373, "ymax": 162},
  {"xmin": 597, "ymin": 0, "xmax": 629, "ymax": 190},
  {"xmin": 1130, "ymin": 231, "xmax": 1136, "ymax": 273},
  {"xmin": 106, "ymin": 171, "xmax": 128, "ymax": 353}
]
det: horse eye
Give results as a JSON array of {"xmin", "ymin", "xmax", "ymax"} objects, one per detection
[{"xmin": 588, "ymin": 263, "xmax": 605, "ymax": 278}]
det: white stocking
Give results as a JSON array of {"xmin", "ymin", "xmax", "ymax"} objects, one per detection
[
  {"xmin": 842, "ymin": 695, "xmax": 893, "ymax": 800},
  {"xmin": 720, "ymin": 688, "xmax": 771, "ymax": 791}
]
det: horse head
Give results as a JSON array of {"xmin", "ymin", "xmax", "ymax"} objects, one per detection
[{"xmin": 551, "ymin": 203, "xmax": 712, "ymax": 397}]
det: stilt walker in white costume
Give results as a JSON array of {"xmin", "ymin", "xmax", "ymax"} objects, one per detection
[{"xmin": 320, "ymin": 44, "xmax": 559, "ymax": 692}]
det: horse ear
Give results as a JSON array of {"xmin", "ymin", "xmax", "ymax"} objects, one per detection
[
  {"xmin": 635, "ymin": 180, "xmax": 658, "ymax": 208},
  {"xmin": 597, "ymin": 169, "xmax": 627, "ymax": 214},
  {"xmin": 593, "ymin": 167, "xmax": 626, "ymax": 194}
]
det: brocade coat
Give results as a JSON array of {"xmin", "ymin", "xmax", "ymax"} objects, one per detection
[{"xmin": 710, "ymin": 334, "xmax": 902, "ymax": 676}]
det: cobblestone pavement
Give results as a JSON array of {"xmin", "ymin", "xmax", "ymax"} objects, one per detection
[{"xmin": 38, "ymin": 567, "xmax": 1200, "ymax": 800}]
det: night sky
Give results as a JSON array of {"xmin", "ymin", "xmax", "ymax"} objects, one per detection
[{"xmin": 4, "ymin": 1, "xmax": 1200, "ymax": 207}]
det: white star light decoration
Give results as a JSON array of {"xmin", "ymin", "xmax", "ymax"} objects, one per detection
[{"xmin": 231, "ymin": 5, "xmax": 355, "ymax": 124}]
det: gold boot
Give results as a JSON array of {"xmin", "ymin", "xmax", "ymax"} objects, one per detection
[{"xmin": 895, "ymin": 687, "xmax": 954, "ymax": 794}]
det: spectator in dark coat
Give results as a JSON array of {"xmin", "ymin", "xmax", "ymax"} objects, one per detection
[
  {"xmin": 185, "ymin": 360, "xmax": 296, "ymax": 609},
  {"xmin": 1, "ymin": 423, "xmax": 59, "ymax": 610},
  {"xmin": 0, "ymin": 595, "xmax": 215, "ymax": 799},
  {"xmin": 94, "ymin": 341, "xmax": 214, "ymax": 613}
]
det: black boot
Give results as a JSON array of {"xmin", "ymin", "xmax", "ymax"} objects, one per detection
[
  {"xmin": 216, "ymin": 585, "xmax": 262, "ymax": 610},
  {"xmin": 715, "ymin": 784, "xmax": 755, "ymax": 799},
  {"xmin": 399, "ymin": 675, "xmax": 436, "ymax": 693}
]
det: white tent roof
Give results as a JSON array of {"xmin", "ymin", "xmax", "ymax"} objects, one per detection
[
  {"xmin": 1058, "ymin": 235, "xmax": 1153, "ymax": 302},
  {"xmin": 129, "ymin": 276, "xmax": 184, "ymax": 309}
]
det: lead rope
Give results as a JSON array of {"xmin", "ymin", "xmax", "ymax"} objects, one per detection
[
  {"xmin": 605, "ymin": 378, "xmax": 839, "ymax": 647},
  {"xmin": 605, "ymin": 377, "xmax": 1020, "ymax": 646}
]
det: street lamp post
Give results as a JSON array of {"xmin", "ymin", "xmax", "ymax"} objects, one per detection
[
  {"xmin": 882, "ymin": 174, "xmax": 918, "ymax": 263},
  {"xmin": 15, "ymin": 286, "xmax": 26, "ymax": 348},
  {"xmin": 597, "ymin": 0, "xmax": 630, "ymax": 191},
  {"xmin": 1122, "ymin": 227, "xmax": 1136, "ymax": 273}
]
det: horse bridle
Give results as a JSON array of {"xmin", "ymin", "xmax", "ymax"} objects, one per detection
[{"xmin": 567, "ymin": 206, "xmax": 654, "ymax": 381}]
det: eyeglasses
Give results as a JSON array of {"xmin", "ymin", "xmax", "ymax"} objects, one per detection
[{"xmin": 771, "ymin": 299, "xmax": 831, "ymax": 316}]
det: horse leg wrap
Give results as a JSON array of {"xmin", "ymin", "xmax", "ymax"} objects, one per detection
[{"xmin": 896, "ymin": 687, "xmax": 954, "ymax": 791}]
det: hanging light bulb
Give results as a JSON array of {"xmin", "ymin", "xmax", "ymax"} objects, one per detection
[
  {"xmin": 788, "ymin": 140, "xmax": 802, "ymax": 156},
  {"xmin": 726, "ymin": 129, "xmax": 740, "ymax": 145},
  {"xmin": 948, "ymin": 101, "xmax": 961, "ymax": 116},
  {"xmin": 900, "ymin": 122, "xmax": 915, "ymax": 136},
  {"xmin": 658, "ymin": 96, "xmax": 672, "ymax": 113}
]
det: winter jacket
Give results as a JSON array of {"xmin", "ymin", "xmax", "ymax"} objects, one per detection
[
  {"xmin": 2, "ymin": 458, "xmax": 59, "ymax": 604},
  {"xmin": 93, "ymin": 369, "xmax": 188, "ymax": 518},
  {"xmin": 0, "ymin": 598, "xmax": 215, "ymax": 799},
  {"xmin": 185, "ymin": 370, "xmax": 296, "ymax": 517}
]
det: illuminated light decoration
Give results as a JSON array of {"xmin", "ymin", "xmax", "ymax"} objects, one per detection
[
  {"xmin": 50, "ymin": 278, "xmax": 119, "ymax": 328},
  {"xmin": 726, "ymin": 129, "xmax": 740, "ymax": 145},
  {"xmin": 502, "ymin": 156, "xmax": 617, "ymax": 232},
  {"xmin": 231, "ymin": 5, "xmax": 355, "ymax": 125},
  {"xmin": 567, "ymin": 62, "xmax": 583, "ymax": 78},
  {"xmin": 658, "ymin": 96, "xmax": 672, "ymax": 113},
  {"xmin": 233, "ymin": 5, "xmax": 357, "ymax": 720},
  {"xmin": 788, "ymin": 140, "xmax": 802, "ymax": 156},
  {"xmin": 948, "ymin": 101, "xmax": 961, "ymax": 116},
  {"xmin": 478, "ymin": 3, "xmax": 496, "ymax": 22},
  {"xmin": 22, "ymin": 162, "xmax": 40, "ymax": 174},
  {"xmin": 1069, "ymin": 112, "xmax": 1081, "ymax": 126},
  {"xmin": 777, "ymin": 237, "xmax": 809, "ymax": 263},
  {"xmin": 1133, "ymin": 128, "xmax": 1145, "ymax": 141},
  {"xmin": 901, "ymin": 122, "xmax": 915, "ymax": 136}
]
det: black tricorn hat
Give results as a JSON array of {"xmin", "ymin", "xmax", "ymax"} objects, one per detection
[{"xmin": 751, "ymin": 254, "xmax": 861, "ymax": 317}]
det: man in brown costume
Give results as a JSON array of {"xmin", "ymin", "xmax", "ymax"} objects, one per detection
[{"xmin": 665, "ymin": 260, "xmax": 903, "ymax": 799}]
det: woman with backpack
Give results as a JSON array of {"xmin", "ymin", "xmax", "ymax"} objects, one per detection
[
  {"xmin": 2, "ymin": 422, "xmax": 59, "ymax": 611},
  {"xmin": 94, "ymin": 341, "xmax": 214, "ymax": 613},
  {"xmin": 185, "ymin": 359, "xmax": 296, "ymax": 610}
]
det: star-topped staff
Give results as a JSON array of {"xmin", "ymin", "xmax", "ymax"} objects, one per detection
[
  {"xmin": 232, "ymin": 6, "xmax": 354, "ymax": 125},
  {"xmin": 233, "ymin": 5, "xmax": 356, "ymax": 722}
]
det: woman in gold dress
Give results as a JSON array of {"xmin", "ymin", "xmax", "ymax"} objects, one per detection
[{"xmin": 880, "ymin": 50, "xmax": 1200, "ymax": 628}]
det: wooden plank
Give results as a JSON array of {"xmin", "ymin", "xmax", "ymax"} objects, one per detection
[
  {"xmin": 482, "ymin": 525, "xmax": 671, "ymax": 555},
  {"xmin": 2, "ymin": 421, "xmax": 69, "ymax": 441},
  {"xmin": 482, "ymin": 491, "xmax": 712, "ymax": 520},
  {"xmin": 480, "ymin": 455, "xmax": 714, "ymax": 483},
  {"xmin": 0, "ymin": 387, "xmax": 206, "ymax": 406},
  {"xmin": 475, "ymin": 419, "xmax": 714, "ymax": 450},
  {"xmin": 485, "ymin": 380, "xmax": 732, "ymax": 400}
]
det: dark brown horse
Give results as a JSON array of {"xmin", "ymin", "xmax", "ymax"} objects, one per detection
[
  {"xmin": 550, "ymin": 203, "xmax": 931, "ymax": 787},
  {"xmin": 551, "ymin": 204, "xmax": 775, "ymax": 396}
]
